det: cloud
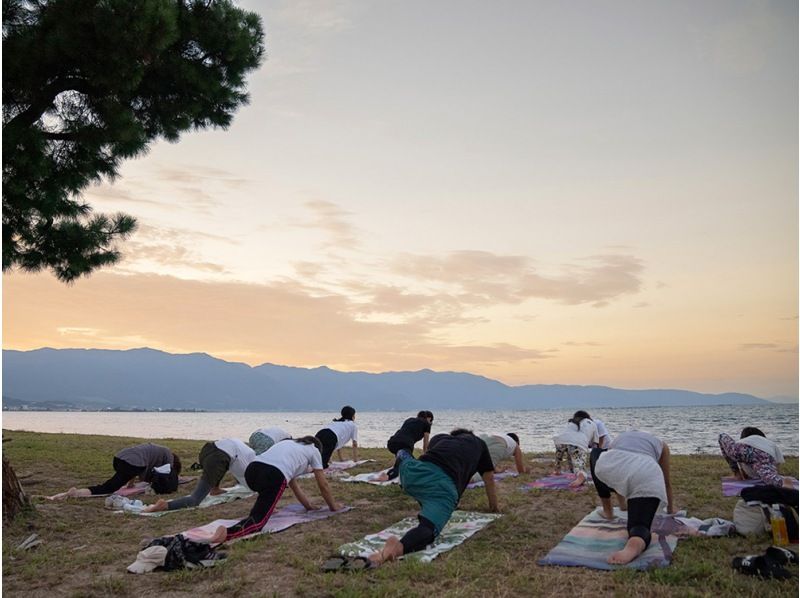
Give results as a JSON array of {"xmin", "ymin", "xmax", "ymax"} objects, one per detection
[
  {"xmin": 294, "ymin": 200, "xmax": 360, "ymax": 249},
  {"xmin": 392, "ymin": 251, "xmax": 644, "ymax": 306},
  {"xmin": 3, "ymin": 272, "xmax": 552, "ymax": 373},
  {"xmin": 738, "ymin": 343, "xmax": 796, "ymax": 353},
  {"xmin": 118, "ymin": 224, "xmax": 229, "ymax": 274},
  {"xmin": 563, "ymin": 341, "xmax": 604, "ymax": 347}
]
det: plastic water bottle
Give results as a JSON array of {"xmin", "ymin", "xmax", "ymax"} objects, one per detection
[{"xmin": 770, "ymin": 504, "xmax": 789, "ymax": 547}]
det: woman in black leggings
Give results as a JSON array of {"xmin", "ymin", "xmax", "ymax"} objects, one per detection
[{"xmin": 589, "ymin": 430, "xmax": 675, "ymax": 565}]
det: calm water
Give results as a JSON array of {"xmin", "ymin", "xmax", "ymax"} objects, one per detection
[{"xmin": 2, "ymin": 404, "xmax": 798, "ymax": 455}]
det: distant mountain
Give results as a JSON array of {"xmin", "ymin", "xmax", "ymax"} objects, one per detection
[{"xmin": 1, "ymin": 347, "xmax": 769, "ymax": 411}]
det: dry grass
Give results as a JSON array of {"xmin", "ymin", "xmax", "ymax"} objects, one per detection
[{"xmin": 2, "ymin": 430, "xmax": 798, "ymax": 597}]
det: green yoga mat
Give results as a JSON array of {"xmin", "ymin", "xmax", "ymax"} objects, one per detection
[{"xmin": 337, "ymin": 510, "xmax": 502, "ymax": 563}]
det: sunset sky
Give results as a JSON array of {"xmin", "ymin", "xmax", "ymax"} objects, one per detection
[{"xmin": 3, "ymin": 1, "xmax": 798, "ymax": 400}]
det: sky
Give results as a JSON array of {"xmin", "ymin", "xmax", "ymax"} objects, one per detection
[{"xmin": 3, "ymin": 0, "xmax": 798, "ymax": 400}]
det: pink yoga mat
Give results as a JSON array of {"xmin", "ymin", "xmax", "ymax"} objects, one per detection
[{"xmin": 721, "ymin": 476, "xmax": 799, "ymax": 497}]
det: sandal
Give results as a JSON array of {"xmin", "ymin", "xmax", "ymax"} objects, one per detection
[
  {"xmin": 343, "ymin": 556, "xmax": 377, "ymax": 572},
  {"xmin": 321, "ymin": 556, "xmax": 347, "ymax": 572}
]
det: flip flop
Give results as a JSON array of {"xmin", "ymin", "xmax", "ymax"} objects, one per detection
[
  {"xmin": 766, "ymin": 546, "xmax": 798, "ymax": 565},
  {"xmin": 321, "ymin": 556, "xmax": 347, "ymax": 572},
  {"xmin": 732, "ymin": 554, "xmax": 791, "ymax": 580},
  {"xmin": 343, "ymin": 556, "xmax": 377, "ymax": 572}
]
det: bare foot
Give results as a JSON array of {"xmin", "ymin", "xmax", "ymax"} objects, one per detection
[
  {"xmin": 368, "ymin": 536, "xmax": 403, "ymax": 566},
  {"xmin": 143, "ymin": 499, "xmax": 168, "ymax": 513},
  {"xmin": 208, "ymin": 526, "xmax": 227, "ymax": 545},
  {"xmin": 568, "ymin": 473, "xmax": 586, "ymax": 488},
  {"xmin": 374, "ymin": 472, "xmax": 390, "ymax": 482},
  {"xmin": 607, "ymin": 536, "xmax": 647, "ymax": 565},
  {"xmin": 209, "ymin": 487, "xmax": 225, "ymax": 496}
]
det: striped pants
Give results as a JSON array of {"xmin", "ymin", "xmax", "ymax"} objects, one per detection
[{"xmin": 225, "ymin": 462, "xmax": 287, "ymax": 541}]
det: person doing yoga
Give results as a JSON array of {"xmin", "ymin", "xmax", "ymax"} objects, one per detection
[
  {"xmin": 470, "ymin": 432, "xmax": 527, "ymax": 483},
  {"xmin": 382, "ymin": 411, "xmax": 434, "ymax": 480},
  {"xmin": 552, "ymin": 410, "xmax": 599, "ymax": 487},
  {"xmin": 249, "ymin": 426, "xmax": 291, "ymax": 455},
  {"xmin": 590, "ymin": 430, "xmax": 676, "ymax": 565},
  {"xmin": 144, "ymin": 438, "xmax": 255, "ymax": 513},
  {"xmin": 209, "ymin": 436, "xmax": 342, "ymax": 543},
  {"xmin": 365, "ymin": 429, "xmax": 499, "ymax": 567},
  {"xmin": 53, "ymin": 443, "xmax": 181, "ymax": 499},
  {"xmin": 718, "ymin": 427, "xmax": 791, "ymax": 487},
  {"xmin": 314, "ymin": 405, "xmax": 358, "ymax": 468}
]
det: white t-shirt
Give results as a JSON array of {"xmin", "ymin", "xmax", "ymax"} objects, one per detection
[
  {"xmin": 740, "ymin": 435, "xmax": 784, "ymax": 464},
  {"xmin": 594, "ymin": 419, "xmax": 613, "ymax": 444},
  {"xmin": 324, "ymin": 420, "xmax": 358, "ymax": 449},
  {"xmin": 553, "ymin": 419, "xmax": 599, "ymax": 450},
  {"xmin": 257, "ymin": 440, "xmax": 324, "ymax": 481},
  {"xmin": 214, "ymin": 438, "xmax": 256, "ymax": 486},
  {"xmin": 609, "ymin": 430, "xmax": 663, "ymax": 461},
  {"xmin": 503, "ymin": 434, "xmax": 518, "ymax": 456},
  {"xmin": 256, "ymin": 427, "xmax": 291, "ymax": 443}
]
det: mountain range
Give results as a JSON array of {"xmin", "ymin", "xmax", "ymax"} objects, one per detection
[{"xmin": 1, "ymin": 347, "xmax": 771, "ymax": 411}]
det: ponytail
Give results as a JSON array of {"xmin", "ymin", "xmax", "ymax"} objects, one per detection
[
  {"xmin": 334, "ymin": 405, "xmax": 356, "ymax": 422},
  {"xmin": 568, "ymin": 410, "xmax": 591, "ymax": 427},
  {"xmin": 295, "ymin": 436, "xmax": 324, "ymax": 453}
]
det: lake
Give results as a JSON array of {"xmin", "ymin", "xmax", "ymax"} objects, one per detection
[{"xmin": 3, "ymin": 403, "xmax": 797, "ymax": 455}]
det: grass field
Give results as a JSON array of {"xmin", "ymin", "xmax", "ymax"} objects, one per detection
[{"xmin": 2, "ymin": 430, "xmax": 798, "ymax": 597}]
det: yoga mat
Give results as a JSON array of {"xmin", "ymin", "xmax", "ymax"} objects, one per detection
[
  {"xmin": 337, "ymin": 510, "xmax": 502, "ymax": 563},
  {"xmin": 341, "ymin": 469, "xmax": 399, "ymax": 486},
  {"xmin": 121, "ymin": 484, "xmax": 256, "ymax": 516},
  {"xmin": 182, "ymin": 503, "xmax": 353, "ymax": 544},
  {"xmin": 466, "ymin": 471, "xmax": 519, "ymax": 489},
  {"xmin": 44, "ymin": 477, "xmax": 196, "ymax": 500},
  {"xmin": 521, "ymin": 473, "xmax": 592, "ymax": 493},
  {"xmin": 538, "ymin": 507, "xmax": 679, "ymax": 571},
  {"xmin": 298, "ymin": 459, "xmax": 375, "ymax": 479},
  {"xmin": 721, "ymin": 476, "xmax": 799, "ymax": 497}
]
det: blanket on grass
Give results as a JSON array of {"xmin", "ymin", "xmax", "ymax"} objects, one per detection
[
  {"xmin": 298, "ymin": 459, "xmax": 375, "ymax": 479},
  {"xmin": 337, "ymin": 510, "xmax": 502, "ymax": 563},
  {"xmin": 466, "ymin": 471, "xmax": 519, "ymax": 489},
  {"xmin": 120, "ymin": 485, "xmax": 256, "ymax": 516},
  {"xmin": 522, "ymin": 473, "xmax": 592, "ymax": 493},
  {"xmin": 182, "ymin": 503, "xmax": 352, "ymax": 545},
  {"xmin": 45, "ymin": 476, "xmax": 196, "ymax": 500},
  {"xmin": 537, "ymin": 507, "xmax": 679, "ymax": 571},
  {"xmin": 341, "ymin": 469, "xmax": 399, "ymax": 486},
  {"xmin": 721, "ymin": 476, "xmax": 799, "ymax": 497}
]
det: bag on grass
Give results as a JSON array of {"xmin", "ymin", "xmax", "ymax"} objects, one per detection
[
  {"xmin": 735, "ymin": 487, "xmax": 799, "ymax": 542},
  {"xmin": 145, "ymin": 534, "xmax": 225, "ymax": 571}
]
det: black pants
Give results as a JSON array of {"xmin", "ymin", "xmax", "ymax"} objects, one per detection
[
  {"xmin": 399, "ymin": 515, "xmax": 436, "ymax": 554},
  {"xmin": 225, "ymin": 462, "xmax": 287, "ymax": 541},
  {"xmin": 387, "ymin": 438, "xmax": 413, "ymax": 456},
  {"xmin": 315, "ymin": 429, "xmax": 338, "ymax": 468},
  {"xmin": 590, "ymin": 448, "xmax": 660, "ymax": 548},
  {"xmin": 88, "ymin": 457, "xmax": 145, "ymax": 495}
]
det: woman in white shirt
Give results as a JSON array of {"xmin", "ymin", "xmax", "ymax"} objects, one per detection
[
  {"xmin": 552, "ymin": 410, "xmax": 599, "ymax": 487},
  {"xmin": 145, "ymin": 438, "xmax": 254, "ymax": 512},
  {"xmin": 209, "ymin": 437, "xmax": 341, "ymax": 543},
  {"xmin": 314, "ymin": 405, "xmax": 359, "ymax": 468},
  {"xmin": 719, "ymin": 427, "xmax": 789, "ymax": 487},
  {"xmin": 590, "ymin": 430, "xmax": 676, "ymax": 564},
  {"xmin": 249, "ymin": 426, "xmax": 292, "ymax": 455}
]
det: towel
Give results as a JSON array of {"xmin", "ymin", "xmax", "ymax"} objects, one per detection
[
  {"xmin": 337, "ymin": 510, "xmax": 502, "ymax": 563},
  {"xmin": 182, "ymin": 503, "xmax": 352, "ymax": 544},
  {"xmin": 721, "ymin": 476, "xmax": 799, "ymax": 497},
  {"xmin": 341, "ymin": 469, "xmax": 399, "ymax": 486},
  {"xmin": 298, "ymin": 459, "xmax": 375, "ymax": 479},
  {"xmin": 538, "ymin": 507, "xmax": 678, "ymax": 571},
  {"xmin": 522, "ymin": 473, "xmax": 592, "ymax": 493},
  {"xmin": 120, "ymin": 485, "xmax": 256, "ymax": 516}
]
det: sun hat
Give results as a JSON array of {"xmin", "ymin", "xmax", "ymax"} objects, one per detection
[{"xmin": 127, "ymin": 545, "xmax": 168, "ymax": 574}]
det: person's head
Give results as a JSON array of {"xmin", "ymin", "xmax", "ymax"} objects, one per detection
[
  {"xmin": 740, "ymin": 427, "xmax": 766, "ymax": 439},
  {"xmin": 569, "ymin": 410, "xmax": 591, "ymax": 426},
  {"xmin": 171, "ymin": 452, "xmax": 182, "ymax": 476},
  {"xmin": 507, "ymin": 432, "xmax": 520, "ymax": 446},
  {"xmin": 334, "ymin": 405, "xmax": 356, "ymax": 422},
  {"xmin": 295, "ymin": 435, "xmax": 324, "ymax": 453},
  {"xmin": 450, "ymin": 428, "xmax": 473, "ymax": 436},
  {"xmin": 417, "ymin": 410, "xmax": 434, "ymax": 423}
]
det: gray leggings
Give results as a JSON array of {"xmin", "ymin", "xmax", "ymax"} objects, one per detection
[{"xmin": 167, "ymin": 477, "xmax": 213, "ymax": 510}]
